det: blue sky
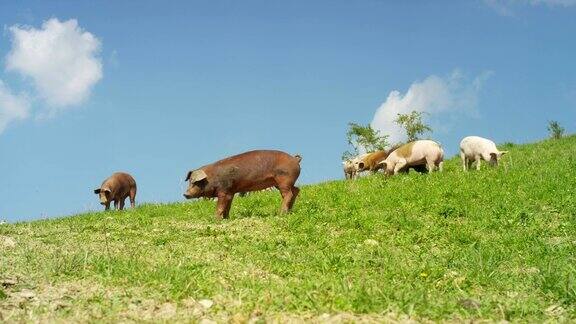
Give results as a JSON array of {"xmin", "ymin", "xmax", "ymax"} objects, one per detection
[{"xmin": 0, "ymin": 1, "xmax": 575, "ymax": 222}]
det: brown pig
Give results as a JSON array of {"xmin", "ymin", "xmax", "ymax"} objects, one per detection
[
  {"xmin": 183, "ymin": 150, "xmax": 301, "ymax": 220},
  {"xmin": 355, "ymin": 150, "xmax": 389, "ymax": 173},
  {"xmin": 93, "ymin": 172, "xmax": 137, "ymax": 211}
]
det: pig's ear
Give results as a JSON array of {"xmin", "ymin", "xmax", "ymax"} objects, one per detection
[
  {"xmin": 499, "ymin": 150, "xmax": 509, "ymax": 156},
  {"xmin": 490, "ymin": 152, "xmax": 498, "ymax": 161},
  {"xmin": 94, "ymin": 189, "xmax": 101, "ymax": 194},
  {"xmin": 185, "ymin": 171, "xmax": 192, "ymax": 181},
  {"xmin": 186, "ymin": 169, "xmax": 207, "ymax": 183},
  {"xmin": 191, "ymin": 169, "xmax": 208, "ymax": 182},
  {"xmin": 358, "ymin": 162, "xmax": 365, "ymax": 170}
]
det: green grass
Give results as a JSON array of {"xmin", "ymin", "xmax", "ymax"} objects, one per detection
[{"xmin": 1, "ymin": 136, "xmax": 576, "ymax": 322}]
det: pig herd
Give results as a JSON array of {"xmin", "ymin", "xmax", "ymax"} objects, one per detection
[
  {"xmin": 94, "ymin": 136, "xmax": 507, "ymax": 220},
  {"xmin": 343, "ymin": 136, "xmax": 508, "ymax": 179}
]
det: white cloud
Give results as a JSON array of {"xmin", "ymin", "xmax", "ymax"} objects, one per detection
[
  {"xmin": 370, "ymin": 71, "xmax": 492, "ymax": 145},
  {"xmin": 528, "ymin": 0, "xmax": 576, "ymax": 6},
  {"xmin": 485, "ymin": 0, "xmax": 576, "ymax": 16},
  {"xmin": 484, "ymin": 0, "xmax": 517, "ymax": 16},
  {"xmin": 0, "ymin": 80, "xmax": 30, "ymax": 134},
  {"xmin": 108, "ymin": 49, "xmax": 119, "ymax": 68},
  {"xmin": 6, "ymin": 18, "xmax": 102, "ymax": 114}
]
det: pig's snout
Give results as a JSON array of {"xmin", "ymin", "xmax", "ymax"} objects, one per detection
[{"xmin": 183, "ymin": 185, "xmax": 202, "ymax": 199}]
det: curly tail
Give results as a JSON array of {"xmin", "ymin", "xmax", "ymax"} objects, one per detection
[{"xmin": 294, "ymin": 154, "xmax": 302, "ymax": 163}]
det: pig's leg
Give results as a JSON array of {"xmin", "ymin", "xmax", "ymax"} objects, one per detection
[
  {"xmin": 426, "ymin": 158, "xmax": 437, "ymax": 173},
  {"xmin": 278, "ymin": 187, "xmax": 294, "ymax": 213},
  {"xmin": 438, "ymin": 161, "xmax": 444, "ymax": 172},
  {"xmin": 216, "ymin": 193, "xmax": 233, "ymax": 220},
  {"xmin": 119, "ymin": 198, "xmax": 125, "ymax": 210},
  {"xmin": 393, "ymin": 160, "xmax": 407, "ymax": 175},
  {"xmin": 276, "ymin": 174, "xmax": 298, "ymax": 213},
  {"xmin": 475, "ymin": 156, "xmax": 482, "ymax": 171},
  {"xmin": 461, "ymin": 152, "xmax": 467, "ymax": 171},
  {"xmin": 129, "ymin": 187, "xmax": 136, "ymax": 208},
  {"xmin": 113, "ymin": 200, "xmax": 119, "ymax": 210},
  {"xmin": 288, "ymin": 186, "xmax": 300, "ymax": 210},
  {"xmin": 104, "ymin": 202, "xmax": 110, "ymax": 211},
  {"xmin": 224, "ymin": 198, "xmax": 233, "ymax": 217}
]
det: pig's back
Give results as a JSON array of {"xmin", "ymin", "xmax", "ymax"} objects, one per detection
[
  {"xmin": 460, "ymin": 136, "xmax": 496, "ymax": 156},
  {"xmin": 390, "ymin": 140, "xmax": 441, "ymax": 163},
  {"xmin": 409, "ymin": 140, "xmax": 443, "ymax": 162},
  {"xmin": 213, "ymin": 150, "xmax": 299, "ymax": 169},
  {"xmin": 108, "ymin": 172, "xmax": 136, "ymax": 189}
]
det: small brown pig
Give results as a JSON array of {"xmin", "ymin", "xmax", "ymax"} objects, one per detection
[
  {"xmin": 355, "ymin": 150, "xmax": 389, "ymax": 173},
  {"xmin": 183, "ymin": 150, "xmax": 301, "ymax": 220},
  {"xmin": 93, "ymin": 172, "xmax": 137, "ymax": 211}
]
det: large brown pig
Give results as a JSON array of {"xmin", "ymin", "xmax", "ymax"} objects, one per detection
[
  {"xmin": 93, "ymin": 172, "xmax": 137, "ymax": 211},
  {"xmin": 183, "ymin": 150, "xmax": 301, "ymax": 220}
]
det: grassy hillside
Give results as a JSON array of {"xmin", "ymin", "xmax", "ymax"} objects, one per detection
[{"xmin": 1, "ymin": 136, "xmax": 576, "ymax": 322}]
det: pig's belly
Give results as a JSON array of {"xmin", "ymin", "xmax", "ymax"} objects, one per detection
[
  {"xmin": 235, "ymin": 177, "xmax": 277, "ymax": 193},
  {"xmin": 407, "ymin": 156, "xmax": 427, "ymax": 165}
]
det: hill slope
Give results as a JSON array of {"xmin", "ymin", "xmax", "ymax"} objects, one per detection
[{"xmin": 1, "ymin": 136, "xmax": 576, "ymax": 322}]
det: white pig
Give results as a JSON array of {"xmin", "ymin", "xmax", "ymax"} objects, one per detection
[
  {"xmin": 343, "ymin": 159, "xmax": 356, "ymax": 179},
  {"xmin": 459, "ymin": 136, "xmax": 508, "ymax": 171},
  {"xmin": 343, "ymin": 153, "xmax": 369, "ymax": 179},
  {"xmin": 377, "ymin": 140, "xmax": 444, "ymax": 176}
]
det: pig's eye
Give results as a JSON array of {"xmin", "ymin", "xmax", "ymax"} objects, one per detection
[{"xmin": 195, "ymin": 179, "xmax": 208, "ymax": 188}]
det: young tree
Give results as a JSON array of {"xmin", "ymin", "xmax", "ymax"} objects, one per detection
[
  {"xmin": 342, "ymin": 122, "xmax": 389, "ymax": 160},
  {"xmin": 394, "ymin": 110, "xmax": 432, "ymax": 142},
  {"xmin": 547, "ymin": 120, "xmax": 565, "ymax": 140}
]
